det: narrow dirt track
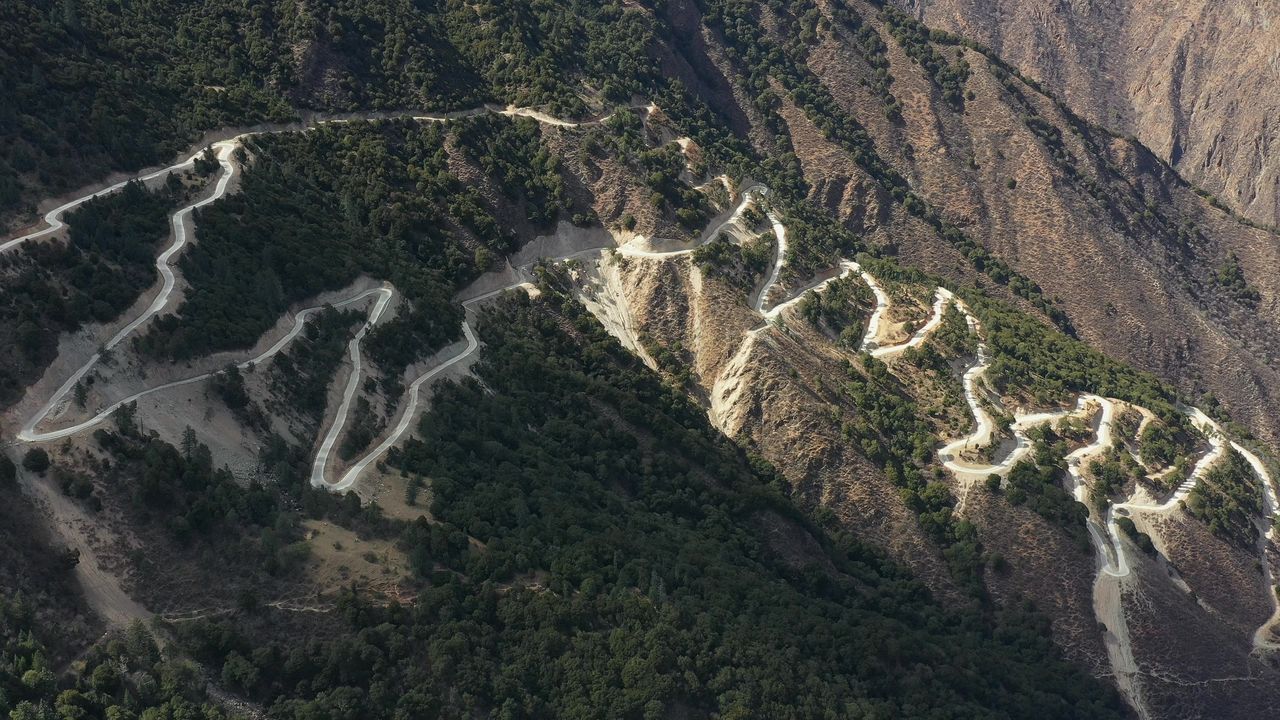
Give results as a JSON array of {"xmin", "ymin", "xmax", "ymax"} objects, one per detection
[
  {"xmin": 9, "ymin": 105, "xmax": 1280, "ymax": 716},
  {"xmin": 6, "ymin": 104, "xmax": 652, "ymax": 491}
]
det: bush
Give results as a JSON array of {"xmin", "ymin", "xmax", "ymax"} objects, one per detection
[
  {"xmin": 22, "ymin": 448, "xmax": 50, "ymax": 474},
  {"xmin": 1116, "ymin": 516, "xmax": 1156, "ymax": 556}
]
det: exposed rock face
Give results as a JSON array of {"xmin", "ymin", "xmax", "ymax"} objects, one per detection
[
  {"xmin": 752, "ymin": 0, "xmax": 1280, "ymax": 458},
  {"xmin": 593, "ymin": 251, "xmax": 965, "ymax": 598},
  {"xmin": 573, "ymin": 6, "xmax": 1280, "ymax": 708},
  {"xmin": 894, "ymin": 0, "xmax": 1280, "ymax": 227}
]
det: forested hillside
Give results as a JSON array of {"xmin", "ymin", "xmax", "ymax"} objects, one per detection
[
  {"xmin": 6, "ymin": 0, "xmax": 1280, "ymax": 718},
  {"xmin": 178, "ymin": 292, "xmax": 1128, "ymax": 719},
  {"xmin": 0, "ymin": 459, "xmax": 236, "ymax": 719},
  {"xmin": 0, "ymin": 0, "xmax": 655, "ymax": 221},
  {"xmin": 0, "ymin": 176, "xmax": 195, "ymax": 403}
]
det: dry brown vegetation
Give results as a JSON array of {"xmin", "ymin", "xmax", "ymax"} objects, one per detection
[{"xmin": 898, "ymin": 0, "xmax": 1280, "ymax": 228}]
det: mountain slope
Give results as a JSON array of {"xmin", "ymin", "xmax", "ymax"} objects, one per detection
[
  {"xmin": 694, "ymin": 0, "xmax": 1280, "ymax": 455},
  {"xmin": 4, "ymin": 1, "xmax": 1280, "ymax": 718},
  {"xmin": 893, "ymin": 0, "xmax": 1280, "ymax": 228}
]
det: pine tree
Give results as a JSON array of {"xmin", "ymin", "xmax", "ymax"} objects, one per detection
[{"xmin": 181, "ymin": 426, "xmax": 198, "ymax": 460}]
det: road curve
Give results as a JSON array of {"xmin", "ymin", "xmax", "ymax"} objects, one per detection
[
  {"xmin": 870, "ymin": 287, "xmax": 954, "ymax": 361},
  {"xmin": 934, "ymin": 302, "xmax": 1098, "ymax": 477},
  {"xmin": 318, "ymin": 279, "xmax": 550, "ymax": 491},
  {"xmin": 309, "ymin": 288, "xmax": 394, "ymax": 487},
  {"xmin": 1063, "ymin": 397, "xmax": 1124, "ymax": 576},
  {"xmin": 1115, "ymin": 409, "xmax": 1226, "ymax": 515},
  {"xmin": 856, "ymin": 271, "xmax": 892, "ymax": 351},
  {"xmin": 753, "ymin": 207, "xmax": 789, "ymax": 315},
  {"xmin": 109, "ymin": 142, "xmax": 239, "ymax": 348},
  {"xmin": 615, "ymin": 184, "xmax": 765, "ymax": 260},
  {"xmin": 760, "ymin": 260, "xmax": 860, "ymax": 325},
  {"xmin": 328, "ymin": 321, "xmax": 480, "ymax": 492},
  {"xmin": 936, "ymin": 307, "xmax": 999, "ymax": 471},
  {"xmin": 1, "ymin": 155, "xmax": 200, "ymax": 253},
  {"xmin": 20, "ymin": 286, "xmax": 394, "ymax": 443}
]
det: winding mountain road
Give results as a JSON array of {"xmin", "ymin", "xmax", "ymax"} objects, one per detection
[
  {"xmin": 18, "ymin": 140, "xmax": 240, "ymax": 442},
  {"xmin": 10, "ymin": 101, "xmax": 1280, "ymax": 690},
  {"xmin": 20, "ymin": 286, "xmax": 394, "ymax": 443},
  {"xmin": 672, "ymin": 210, "xmax": 1280, "ymax": 690},
  {"xmin": 760, "ymin": 260, "xmax": 860, "ymax": 325},
  {"xmin": 817, "ymin": 265, "xmax": 1280, "ymax": 715},
  {"xmin": 4, "ymin": 103, "xmax": 656, "ymax": 490},
  {"xmin": 753, "ymin": 207, "xmax": 789, "ymax": 314},
  {"xmin": 309, "ymin": 287, "xmax": 394, "ymax": 487},
  {"xmin": 329, "ymin": 322, "xmax": 480, "ymax": 492},
  {"xmin": 616, "ymin": 184, "xmax": 766, "ymax": 261},
  {"xmin": 936, "ymin": 308, "xmax": 999, "ymax": 471},
  {"xmin": 2, "ymin": 103, "xmax": 649, "ymax": 257},
  {"xmin": 857, "ymin": 270, "xmax": 892, "ymax": 350},
  {"xmin": 869, "ymin": 287, "xmax": 954, "ymax": 361},
  {"xmin": 2, "ymin": 150, "xmax": 207, "ymax": 253}
]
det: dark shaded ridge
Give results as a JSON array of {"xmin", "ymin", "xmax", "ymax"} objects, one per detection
[{"xmin": 175, "ymin": 290, "xmax": 1129, "ymax": 719}]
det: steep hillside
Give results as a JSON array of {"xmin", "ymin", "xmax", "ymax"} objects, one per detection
[
  {"xmin": 894, "ymin": 0, "xmax": 1280, "ymax": 228},
  {"xmin": 565, "ymin": 210, "xmax": 1280, "ymax": 716},
  {"xmin": 5, "ymin": 1, "xmax": 1280, "ymax": 718},
  {"xmin": 0, "ymin": 0, "xmax": 660, "ymax": 224},
  {"xmin": 682, "ymin": 0, "xmax": 1280, "ymax": 457},
  {"xmin": 0, "ymin": 449, "xmax": 243, "ymax": 719}
]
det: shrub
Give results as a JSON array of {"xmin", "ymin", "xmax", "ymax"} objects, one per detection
[{"xmin": 22, "ymin": 448, "xmax": 50, "ymax": 474}]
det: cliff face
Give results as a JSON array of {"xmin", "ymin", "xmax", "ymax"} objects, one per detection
[{"xmin": 894, "ymin": 0, "xmax": 1280, "ymax": 228}]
